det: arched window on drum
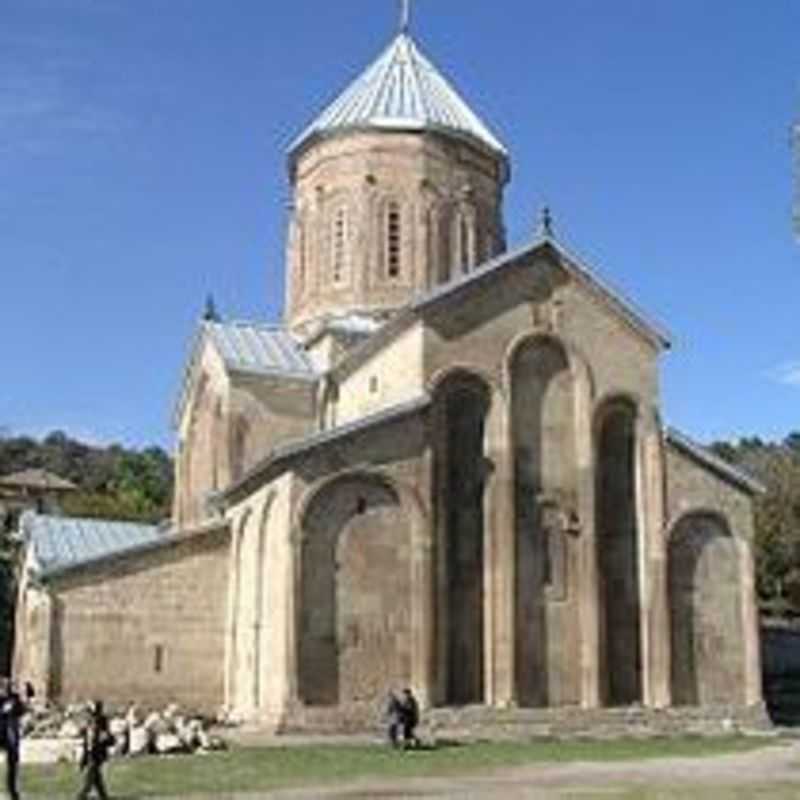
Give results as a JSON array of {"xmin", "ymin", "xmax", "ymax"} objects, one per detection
[
  {"xmin": 331, "ymin": 205, "xmax": 349, "ymax": 285},
  {"xmin": 385, "ymin": 199, "xmax": 403, "ymax": 280}
]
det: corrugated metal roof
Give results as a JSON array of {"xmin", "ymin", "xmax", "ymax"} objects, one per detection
[
  {"xmin": 173, "ymin": 320, "xmax": 319, "ymax": 429},
  {"xmin": 290, "ymin": 32, "xmax": 507, "ymax": 159},
  {"xmin": 205, "ymin": 321, "xmax": 317, "ymax": 379},
  {"xmin": 21, "ymin": 513, "xmax": 162, "ymax": 578}
]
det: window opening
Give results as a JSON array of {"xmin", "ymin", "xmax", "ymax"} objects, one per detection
[
  {"xmin": 154, "ymin": 644, "xmax": 165, "ymax": 674},
  {"xmin": 332, "ymin": 207, "xmax": 347, "ymax": 284},
  {"xmin": 459, "ymin": 214, "xmax": 471, "ymax": 273},
  {"xmin": 387, "ymin": 202, "xmax": 401, "ymax": 278}
]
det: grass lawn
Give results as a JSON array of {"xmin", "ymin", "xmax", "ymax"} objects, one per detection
[{"xmin": 19, "ymin": 737, "xmax": 776, "ymax": 798}]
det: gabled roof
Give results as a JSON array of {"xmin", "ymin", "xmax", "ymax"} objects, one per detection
[
  {"xmin": 0, "ymin": 469, "xmax": 77, "ymax": 493},
  {"xmin": 289, "ymin": 32, "xmax": 507, "ymax": 162},
  {"xmin": 413, "ymin": 235, "xmax": 672, "ymax": 347},
  {"xmin": 223, "ymin": 395, "xmax": 431, "ymax": 505},
  {"xmin": 174, "ymin": 320, "xmax": 319, "ymax": 429},
  {"xmin": 333, "ymin": 234, "xmax": 672, "ymax": 382},
  {"xmin": 21, "ymin": 512, "xmax": 162, "ymax": 579},
  {"xmin": 666, "ymin": 428, "xmax": 766, "ymax": 496},
  {"xmin": 205, "ymin": 320, "xmax": 317, "ymax": 378}
]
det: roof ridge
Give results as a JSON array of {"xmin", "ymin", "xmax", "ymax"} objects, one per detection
[
  {"xmin": 665, "ymin": 427, "xmax": 766, "ymax": 495},
  {"xmin": 27, "ymin": 513, "xmax": 159, "ymax": 529},
  {"xmin": 206, "ymin": 318, "xmax": 286, "ymax": 332}
]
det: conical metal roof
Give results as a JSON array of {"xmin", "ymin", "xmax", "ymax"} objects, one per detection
[{"xmin": 289, "ymin": 32, "xmax": 507, "ymax": 160}]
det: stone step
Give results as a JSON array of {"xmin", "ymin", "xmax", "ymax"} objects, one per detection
[{"xmin": 277, "ymin": 703, "xmax": 773, "ymax": 740}]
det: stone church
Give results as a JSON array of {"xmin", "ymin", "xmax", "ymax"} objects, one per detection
[{"xmin": 15, "ymin": 18, "xmax": 766, "ymax": 731}]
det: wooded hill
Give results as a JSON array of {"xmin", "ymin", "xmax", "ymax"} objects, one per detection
[
  {"xmin": 0, "ymin": 430, "xmax": 173, "ymax": 524},
  {"xmin": 711, "ymin": 433, "xmax": 800, "ymax": 617}
]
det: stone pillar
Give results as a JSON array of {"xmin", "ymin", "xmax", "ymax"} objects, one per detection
[
  {"xmin": 16, "ymin": 581, "xmax": 53, "ymax": 702},
  {"xmin": 643, "ymin": 422, "xmax": 670, "ymax": 708},
  {"xmin": 634, "ymin": 413, "xmax": 653, "ymax": 707},
  {"xmin": 411, "ymin": 531, "xmax": 436, "ymax": 708},
  {"xmin": 487, "ymin": 390, "xmax": 515, "ymax": 707},
  {"xmin": 738, "ymin": 538, "xmax": 763, "ymax": 706},
  {"xmin": 283, "ymin": 521, "xmax": 301, "ymax": 714},
  {"xmin": 574, "ymin": 364, "xmax": 599, "ymax": 708},
  {"xmin": 410, "ymin": 446, "xmax": 437, "ymax": 709},
  {"xmin": 223, "ymin": 511, "xmax": 247, "ymax": 711}
]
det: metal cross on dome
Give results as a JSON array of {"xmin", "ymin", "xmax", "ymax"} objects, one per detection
[{"xmin": 400, "ymin": 0, "xmax": 412, "ymax": 32}]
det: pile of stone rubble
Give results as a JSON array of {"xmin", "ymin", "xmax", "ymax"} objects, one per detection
[{"xmin": 21, "ymin": 702, "xmax": 227, "ymax": 763}]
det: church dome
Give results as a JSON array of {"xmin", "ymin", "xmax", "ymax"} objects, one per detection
[{"xmin": 289, "ymin": 32, "xmax": 508, "ymax": 164}]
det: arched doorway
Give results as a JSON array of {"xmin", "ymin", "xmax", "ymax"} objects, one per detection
[
  {"xmin": 298, "ymin": 474, "xmax": 412, "ymax": 706},
  {"xmin": 433, "ymin": 372, "xmax": 490, "ymax": 705},
  {"xmin": 669, "ymin": 512, "xmax": 744, "ymax": 705},
  {"xmin": 511, "ymin": 337, "xmax": 580, "ymax": 707},
  {"xmin": 595, "ymin": 399, "xmax": 642, "ymax": 706}
]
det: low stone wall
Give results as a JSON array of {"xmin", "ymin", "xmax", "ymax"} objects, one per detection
[
  {"xmin": 423, "ymin": 704, "xmax": 773, "ymax": 741},
  {"xmin": 279, "ymin": 702, "xmax": 773, "ymax": 740}
]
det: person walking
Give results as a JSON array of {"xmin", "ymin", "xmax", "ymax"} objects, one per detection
[
  {"xmin": 399, "ymin": 688, "xmax": 420, "ymax": 749},
  {"xmin": 0, "ymin": 678, "xmax": 30, "ymax": 800},
  {"xmin": 76, "ymin": 700, "xmax": 114, "ymax": 800}
]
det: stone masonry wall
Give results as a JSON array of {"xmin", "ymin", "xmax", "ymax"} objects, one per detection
[
  {"xmin": 664, "ymin": 445, "xmax": 755, "ymax": 538},
  {"xmin": 287, "ymin": 130, "xmax": 507, "ymax": 332},
  {"xmin": 46, "ymin": 527, "xmax": 229, "ymax": 713}
]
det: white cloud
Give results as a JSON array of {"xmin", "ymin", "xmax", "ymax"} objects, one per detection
[{"xmin": 770, "ymin": 361, "xmax": 800, "ymax": 387}]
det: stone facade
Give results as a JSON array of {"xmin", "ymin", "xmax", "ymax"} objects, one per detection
[
  {"xmin": 286, "ymin": 131, "xmax": 508, "ymax": 335},
  {"xmin": 16, "ymin": 525, "xmax": 229, "ymax": 713},
  {"xmin": 14, "ymin": 22, "xmax": 766, "ymax": 734}
]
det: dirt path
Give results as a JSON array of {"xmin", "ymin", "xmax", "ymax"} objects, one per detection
[{"xmin": 257, "ymin": 739, "xmax": 800, "ymax": 799}]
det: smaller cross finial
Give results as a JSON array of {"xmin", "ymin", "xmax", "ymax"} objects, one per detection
[
  {"xmin": 539, "ymin": 206, "xmax": 554, "ymax": 238},
  {"xmin": 400, "ymin": 0, "xmax": 411, "ymax": 33},
  {"xmin": 203, "ymin": 293, "xmax": 221, "ymax": 323}
]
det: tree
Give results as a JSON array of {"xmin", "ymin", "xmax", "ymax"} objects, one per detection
[{"xmin": 713, "ymin": 435, "xmax": 800, "ymax": 616}]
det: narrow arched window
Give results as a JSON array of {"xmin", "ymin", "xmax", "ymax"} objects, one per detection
[
  {"xmin": 332, "ymin": 206, "xmax": 347, "ymax": 284},
  {"xmin": 386, "ymin": 201, "xmax": 402, "ymax": 278},
  {"xmin": 459, "ymin": 213, "xmax": 471, "ymax": 273},
  {"xmin": 297, "ymin": 218, "xmax": 307, "ymax": 294}
]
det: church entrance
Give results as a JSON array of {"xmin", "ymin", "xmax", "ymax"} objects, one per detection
[
  {"xmin": 595, "ymin": 400, "xmax": 642, "ymax": 706},
  {"xmin": 669, "ymin": 512, "xmax": 745, "ymax": 706},
  {"xmin": 298, "ymin": 475, "xmax": 412, "ymax": 706},
  {"xmin": 511, "ymin": 338, "xmax": 580, "ymax": 707},
  {"xmin": 434, "ymin": 372, "xmax": 490, "ymax": 706}
]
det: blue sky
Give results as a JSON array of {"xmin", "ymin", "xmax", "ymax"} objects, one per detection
[{"xmin": 1, "ymin": 0, "xmax": 798, "ymax": 449}]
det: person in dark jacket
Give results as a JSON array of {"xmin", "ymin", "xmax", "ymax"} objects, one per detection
[
  {"xmin": 385, "ymin": 691, "xmax": 402, "ymax": 748},
  {"xmin": 0, "ymin": 678, "xmax": 32, "ymax": 800},
  {"xmin": 399, "ymin": 688, "xmax": 420, "ymax": 749},
  {"xmin": 76, "ymin": 700, "xmax": 113, "ymax": 800}
]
